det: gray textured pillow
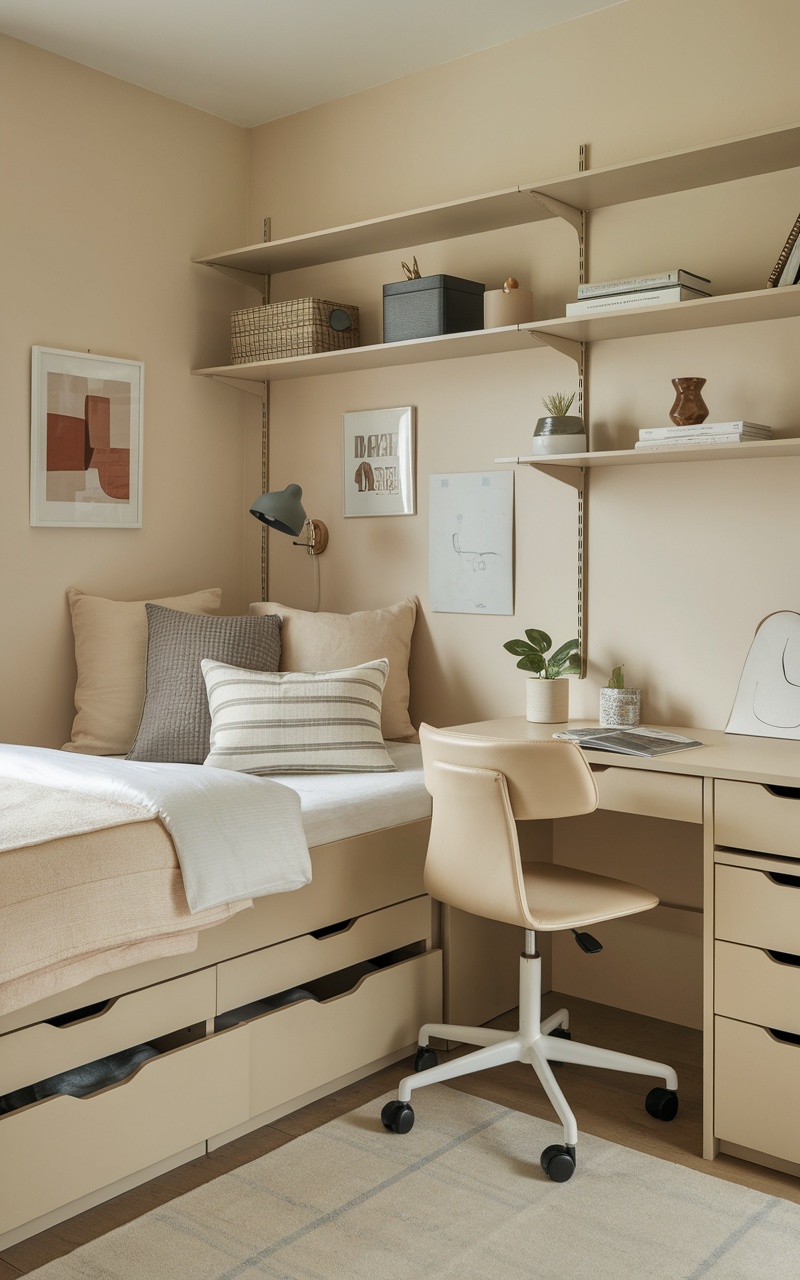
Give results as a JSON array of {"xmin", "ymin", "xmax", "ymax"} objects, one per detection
[{"xmin": 127, "ymin": 605, "xmax": 282, "ymax": 764}]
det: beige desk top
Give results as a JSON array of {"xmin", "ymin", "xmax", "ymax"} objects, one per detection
[{"xmin": 448, "ymin": 717, "xmax": 800, "ymax": 789}]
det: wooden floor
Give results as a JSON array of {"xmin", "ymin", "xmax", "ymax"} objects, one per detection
[{"xmin": 3, "ymin": 992, "xmax": 800, "ymax": 1276}]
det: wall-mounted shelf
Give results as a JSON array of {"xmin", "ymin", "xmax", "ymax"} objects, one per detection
[
  {"xmin": 195, "ymin": 121, "xmax": 800, "ymax": 281},
  {"xmin": 192, "ymin": 284, "xmax": 800, "ymax": 384},
  {"xmin": 499, "ymin": 437, "xmax": 800, "ymax": 490}
]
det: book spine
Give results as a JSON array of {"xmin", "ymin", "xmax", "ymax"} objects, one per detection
[
  {"xmin": 638, "ymin": 421, "xmax": 770, "ymax": 439},
  {"xmin": 566, "ymin": 287, "xmax": 704, "ymax": 315},
  {"xmin": 577, "ymin": 270, "xmax": 709, "ymax": 298},
  {"xmin": 768, "ymin": 211, "xmax": 800, "ymax": 287},
  {"xmin": 634, "ymin": 435, "xmax": 759, "ymax": 450},
  {"xmin": 777, "ymin": 233, "xmax": 800, "ymax": 287}
]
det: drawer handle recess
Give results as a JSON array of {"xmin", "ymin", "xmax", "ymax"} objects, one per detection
[
  {"xmin": 766, "ymin": 785, "xmax": 800, "ymax": 800},
  {"xmin": 768, "ymin": 950, "xmax": 800, "ymax": 968},
  {"xmin": 769, "ymin": 1028, "xmax": 800, "ymax": 1047},
  {"xmin": 310, "ymin": 918, "xmax": 355, "ymax": 939},
  {"xmin": 767, "ymin": 872, "xmax": 800, "ymax": 889}
]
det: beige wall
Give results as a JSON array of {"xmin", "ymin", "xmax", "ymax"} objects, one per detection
[
  {"xmin": 244, "ymin": 0, "xmax": 800, "ymax": 733},
  {"xmin": 4, "ymin": 0, "xmax": 800, "ymax": 748},
  {"xmin": 0, "ymin": 35, "xmax": 257, "ymax": 747}
]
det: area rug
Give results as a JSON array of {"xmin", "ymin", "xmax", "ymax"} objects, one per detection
[{"xmin": 31, "ymin": 1086, "xmax": 800, "ymax": 1279}]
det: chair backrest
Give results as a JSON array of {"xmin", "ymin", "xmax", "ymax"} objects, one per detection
[{"xmin": 418, "ymin": 722, "xmax": 599, "ymax": 929}]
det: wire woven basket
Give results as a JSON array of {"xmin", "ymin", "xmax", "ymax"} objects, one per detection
[{"xmin": 231, "ymin": 298, "xmax": 360, "ymax": 363}]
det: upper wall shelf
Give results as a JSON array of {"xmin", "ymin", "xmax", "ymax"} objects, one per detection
[{"xmin": 195, "ymin": 121, "xmax": 800, "ymax": 280}]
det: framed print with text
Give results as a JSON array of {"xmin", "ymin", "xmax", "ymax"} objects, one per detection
[
  {"xmin": 342, "ymin": 406, "xmax": 415, "ymax": 517},
  {"xmin": 30, "ymin": 346, "xmax": 144, "ymax": 528}
]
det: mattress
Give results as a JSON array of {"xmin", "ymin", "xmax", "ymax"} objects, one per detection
[{"xmin": 0, "ymin": 744, "xmax": 430, "ymax": 1018}]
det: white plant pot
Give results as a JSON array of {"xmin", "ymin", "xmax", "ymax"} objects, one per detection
[
  {"xmin": 526, "ymin": 677, "xmax": 569, "ymax": 724},
  {"xmin": 599, "ymin": 687, "xmax": 641, "ymax": 727}
]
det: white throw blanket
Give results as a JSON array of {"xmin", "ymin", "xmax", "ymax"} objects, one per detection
[{"xmin": 0, "ymin": 745, "xmax": 311, "ymax": 913}]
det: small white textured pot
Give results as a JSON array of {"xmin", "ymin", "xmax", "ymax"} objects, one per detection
[
  {"xmin": 526, "ymin": 677, "xmax": 569, "ymax": 724},
  {"xmin": 599, "ymin": 687, "xmax": 641, "ymax": 727}
]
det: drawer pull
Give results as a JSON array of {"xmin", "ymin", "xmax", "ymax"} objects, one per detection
[
  {"xmin": 766, "ymin": 785, "xmax": 800, "ymax": 801},
  {"xmin": 45, "ymin": 1000, "xmax": 109, "ymax": 1028},
  {"xmin": 769, "ymin": 1028, "xmax": 800, "ymax": 1047},
  {"xmin": 310, "ymin": 918, "xmax": 355, "ymax": 939},
  {"xmin": 768, "ymin": 949, "xmax": 800, "ymax": 967},
  {"xmin": 767, "ymin": 872, "xmax": 800, "ymax": 889}
]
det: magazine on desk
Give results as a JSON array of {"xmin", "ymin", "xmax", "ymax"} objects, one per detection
[{"xmin": 553, "ymin": 727, "xmax": 703, "ymax": 757}]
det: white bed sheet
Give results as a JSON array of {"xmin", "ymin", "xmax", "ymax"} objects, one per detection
[{"xmin": 278, "ymin": 743, "xmax": 430, "ymax": 848}]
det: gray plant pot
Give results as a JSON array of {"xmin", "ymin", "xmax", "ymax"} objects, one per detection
[{"xmin": 531, "ymin": 415, "xmax": 586, "ymax": 455}]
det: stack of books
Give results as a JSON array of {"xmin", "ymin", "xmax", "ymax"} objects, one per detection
[
  {"xmin": 566, "ymin": 269, "xmax": 711, "ymax": 316},
  {"xmin": 634, "ymin": 421, "xmax": 773, "ymax": 452}
]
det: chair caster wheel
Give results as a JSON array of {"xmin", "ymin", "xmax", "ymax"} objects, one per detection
[
  {"xmin": 414, "ymin": 1045, "xmax": 438, "ymax": 1072},
  {"xmin": 540, "ymin": 1143, "xmax": 576, "ymax": 1182},
  {"xmin": 381, "ymin": 1100, "xmax": 415, "ymax": 1134},
  {"xmin": 645, "ymin": 1087, "xmax": 679, "ymax": 1121}
]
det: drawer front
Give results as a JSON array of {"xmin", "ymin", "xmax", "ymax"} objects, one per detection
[
  {"xmin": 247, "ymin": 950, "xmax": 442, "ymax": 1119},
  {"xmin": 714, "ymin": 1016, "xmax": 800, "ymax": 1163},
  {"xmin": 715, "ymin": 940, "xmax": 800, "ymax": 1035},
  {"xmin": 715, "ymin": 779, "xmax": 800, "ymax": 857},
  {"xmin": 715, "ymin": 863, "xmax": 800, "ymax": 953},
  {"xmin": 0, "ymin": 1030, "xmax": 247, "ymax": 1235},
  {"xmin": 592, "ymin": 766, "xmax": 702, "ymax": 824},
  {"xmin": 0, "ymin": 968, "xmax": 216, "ymax": 1096},
  {"xmin": 217, "ymin": 897, "xmax": 433, "ymax": 1015}
]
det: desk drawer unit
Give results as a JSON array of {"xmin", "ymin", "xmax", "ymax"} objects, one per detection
[
  {"xmin": 592, "ymin": 766, "xmax": 702, "ymax": 824},
  {"xmin": 715, "ymin": 863, "xmax": 800, "ymax": 954},
  {"xmin": 715, "ymin": 779, "xmax": 800, "ymax": 858},
  {"xmin": 714, "ymin": 1016, "xmax": 800, "ymax": 1165}
]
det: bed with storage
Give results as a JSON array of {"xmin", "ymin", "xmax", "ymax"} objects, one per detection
[{"xmin": 0, "ymin": 590, "xmax": 442, "ymax": 1247}]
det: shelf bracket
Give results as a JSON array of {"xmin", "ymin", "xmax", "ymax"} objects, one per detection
[
  {"xmin": 206, "ymin": 263, "xmax": 266, "ymax": 291},
  {"xmin": 209, "ymin": 375, "xmax": 266, "ymax": 397},
  {"xmin": 526, "ymin": 189, "xmax": 584, "ymax": 236},
  {"xmin": 526, "ymin": 331, "xmax": 582, "ymax": 365},
  {"xmin": 529, "ymin": 463, "xmax": 585, "ymax": 492}
]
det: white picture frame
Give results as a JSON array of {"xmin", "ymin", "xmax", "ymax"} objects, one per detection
[
  {"xmin": 429, "ymin": 470, "xmax": 514, "ymax": 615},
  {"xmin": 342, "ymin": 406, "xmax": 415, "ymax": 517},
  {"xmin": 30, "ymin": 346, "xmax": 144, "ymax": 528}
]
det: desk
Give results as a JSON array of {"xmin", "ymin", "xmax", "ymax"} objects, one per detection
[{"xmin": 451, "ymin": 717, "xmax": 800, "ymax": 1178}]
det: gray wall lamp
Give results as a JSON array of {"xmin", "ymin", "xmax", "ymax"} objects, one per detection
[{"xmin": 249, "ymin": 483, "xmax": 329, "ymax": 555}]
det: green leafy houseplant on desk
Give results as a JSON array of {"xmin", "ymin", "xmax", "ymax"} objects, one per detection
[{"xmin": 503, "ymin": 629, "xmax": 580, "ymax": 724}]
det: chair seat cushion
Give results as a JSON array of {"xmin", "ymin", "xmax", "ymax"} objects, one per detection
[{"xmin": 522, "ymin": 862, "xmax": 658, "ymax": 931}]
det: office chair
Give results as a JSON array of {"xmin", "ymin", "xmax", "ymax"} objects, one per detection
[{"xmin": 381, "ymin": 723, "xmax": 679, "ymax": 1182}]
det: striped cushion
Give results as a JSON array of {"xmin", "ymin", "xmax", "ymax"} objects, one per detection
[{"xmin": 201, "ymin": 658, "xmax": 397, "ymax": 775}]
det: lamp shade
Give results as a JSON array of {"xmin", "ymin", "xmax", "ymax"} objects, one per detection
[{"xmin": 249, "ymin": 483, "xmax": 307, "ymax": 536}]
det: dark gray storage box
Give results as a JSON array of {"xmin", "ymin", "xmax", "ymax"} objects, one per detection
[{"xmin": 382, "ymin": 274, "xmax": 485, "ymax": 343}]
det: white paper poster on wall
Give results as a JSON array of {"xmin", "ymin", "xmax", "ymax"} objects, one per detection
[
  {"xmin": 726, "ymin": 610, "xmax": 800, "ymax": 739},
  {"xmin": 429, "ymin": 471, "xmax": 514, "ymax": 615}
]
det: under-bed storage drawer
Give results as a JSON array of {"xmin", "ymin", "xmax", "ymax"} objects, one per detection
[
  {"xmin": 715, "ymin": 779, "xmax": 800, "ymax": 857},
  {"xmin": 0, "ymin": 1030, "xmax": 247, "ymax": 1235},
  {"xmin": 0, "ymin": 969, "xmax": 215, "ymax": 1097},
  {"xmin": 216, "ymin": 897, "xmax": 433, "ymax": 1015},
  {"xmin": 592, "ymin": 766, "xmax": 702, "ymax": 824},
  {"xmin": 715, "ymin": 863, "xmax": 800, "ymax": 953},
  {"xmin": 714, "ymin": 1015, "xmax": 800, "ymax": 1165},
  {"xmin": 715, "ymin": 940, "xmax": 800, "ymax": 1035},
  {"xmin": 229, "ymin": 950, "xmax": 441, "ymax": 1124}
]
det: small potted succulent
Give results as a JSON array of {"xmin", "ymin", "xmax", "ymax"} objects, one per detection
[
  {"xmin": 503, "ymin": 628, "xmax": 581, "ymax": 723},
  {"xmin": 599, "ymin": 665, "xmax": 641, "ymax": 727},
  {"xmin": 531, "ymin": 391, "xmax": 586, "ymax": 455}
]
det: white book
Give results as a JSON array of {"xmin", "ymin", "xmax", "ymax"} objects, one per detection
[
  {"xmin": 638, "ymin": 421, "xmax": 772, "ymax": 440},
  {"xmin": 634, "ymin": 435, "xmax": 771, "ymax": 451},
  {"xmin": 566, "ymin": 286, "xmax": 709, "ymax": 315},
  {"xmin": 777, "ymin": 234, "xmax": 800, "ymax": 286},
  {"xmin": 577, "ymin": 269, "xmax": 710, "ymax": 299}
]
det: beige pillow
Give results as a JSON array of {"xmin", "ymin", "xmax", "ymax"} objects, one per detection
[
  {"xmin": 249, "ymin": 598, "xmax": 417, "ymax": 741},
  {"xmin": 63, "ymin": 586, "xmax": 222, "ymax": 756}
]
